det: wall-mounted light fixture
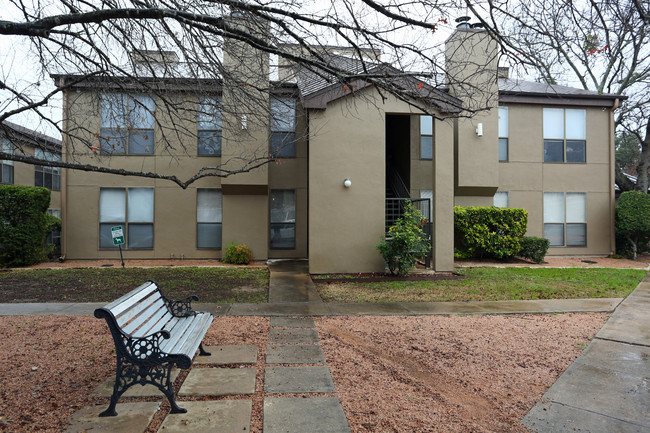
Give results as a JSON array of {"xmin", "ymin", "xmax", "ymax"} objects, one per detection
[
  {"xmin": 476, "ymin": 123, "xmax": 483, "ymax": 137},
  {"xmin": 343, "ymin": 178, "xmax": 352, "ymax": 188}
]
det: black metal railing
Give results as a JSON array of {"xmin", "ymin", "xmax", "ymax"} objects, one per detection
[{"xmin": 385, "ymin": 197, "xmax": 432, "ymax": 268}]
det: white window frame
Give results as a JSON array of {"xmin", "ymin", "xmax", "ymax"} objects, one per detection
[
  {"xmin": 1, "ymin": 138, "xmax": 14, "ymax": 184},
  {"xmin": 99, "ymin": 187, "xmax": 154, "ymax": 249},
  {"xmin": 196, "ymin": 189, "xmax": 222, "ymax": 249},
  {"xmin": 270, "ymin": 189, "xmax": 296, "ymax": 249},
  {"xmin": 270, "ymin": 97, "xmax": 296, "ymax": 158},
  {"xmin": 498, "ymin": 106, "xmax": 508, "ymax": 162},
  {"xmin": 34, "ymin": 149, "xmax": 61, "ymax": 191},
  {"xmin": 543, "ymin": 108, "xmax": 586, "ymax": 163},
  {"xmin": 543, "ymin": 192, "xmax": 586, "ymax": 247},
  {"xmin": 197, "ymin": 96, "xmax": 222, "ymax": 156},
  {"xmin": 100, "ymin": 93, "xmax": 155, "ymax": 155},
  {"xmin": 420, "ymin": 115, "xmax": 433, "ymax": 160},
  {"xmin": 493, "ymin": 191, "xmax": 509, "ymax": 208}
]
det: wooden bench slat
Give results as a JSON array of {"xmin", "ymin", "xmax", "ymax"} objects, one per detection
[
  {"xmin": 172, "ymin": 315, "xmax": 210, "ymax": 356},
  {"xmin": 116, "ymin": 294, "xmax": 165, "ymax": 329},
  {"xmin": 178, "ymin": 314, "xmax": 213, "ymax": 358},
  {"xmin": 159, "ymin": 316, "xmax": 196, "ymax": 353},
  {"xmin": 120, "ymin": 299, "xmax": 168, "ymax": 336},
  {"xmin": 107, "ymin": 281, "xmax": 159, "ymax": 316},
  {"xmin": 128, "ymin": 309, "xmax": 174, "ymax": 338}
]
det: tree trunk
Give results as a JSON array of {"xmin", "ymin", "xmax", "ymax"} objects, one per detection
[{"xmin": 635, "ymin": 139, "xmax": 650, "ymax": 193}]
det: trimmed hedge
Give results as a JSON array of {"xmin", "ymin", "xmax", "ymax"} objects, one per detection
[
  {"xmin": 454, "ymin": 206, "xmax": 528, "ymax": 260},
  {"xmin": 0, "ymin": 185, "xmax": 59, "ymax": 266},
  {"xmin": 518, "ymin": 236, "xmax": 550, "ymax": 263}
]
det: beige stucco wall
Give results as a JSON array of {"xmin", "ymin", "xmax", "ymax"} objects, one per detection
[
  {"xmin": 62, "ymin": 86, "xmax": 308, "ymax": 260},
  {"xmin": 309, "ymin": 88, "xmax": 456, "ymax": 273},
  {"xmin": 496, "ymin": 103, "xmax": 614, "ymax": 255}
]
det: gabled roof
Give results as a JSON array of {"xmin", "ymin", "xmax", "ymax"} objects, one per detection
[
  {"xmin": 290, "ymin": 52, "xmax": 462, "ymax": 113},
  {"xmin": 498, "ymin": 78, "xmax": 624, "ymax": 107},
  {"xmin": 1, "ymin": 120, "xmax": 61, "ymax": 153}
]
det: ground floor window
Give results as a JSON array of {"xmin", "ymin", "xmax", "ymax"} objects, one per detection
[
  {"xmin": 270, "ymin": 189, "xmax": 295, "ymax": 249},
  {"xmin": 99, "ymin": 188, "xmax": 154, "ymax": 249},
  {"xmin": 45, "ymin": 209, "xmax": 61, "ymax": 254},
  {"xmin": 543, "ymin": 192, "xmax": 586, "ymax": 247},
  {"xmin": 493, "ymin": 191, "xmax": 509, "ymax": 208},
  {"xmin": 196, "ymin": 189, "xmax": 222, "ymax": 249},
  {"xmin": 1, "ymin": 139, "xmax": 13, "ymax": 184}
]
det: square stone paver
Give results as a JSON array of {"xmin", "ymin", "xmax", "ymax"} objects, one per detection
[
  {"xmin": 269, "ymin": 328, "xmax": 319, "ymax": 344},
  {"xmin": 93, "ymin": 369, "xmax": 180, "ymax": 398},
  {"xmin": 267, "ymin": 344, "xmax": 325, "ymax": 364},
  {"xmin": 178, "ymin": 368, "xmax": 256, "ymax": 396},
  {"xmin": 270, "ymin": 317, "xmax": 316, "ymax": 328},
  {"xmin": 264, "ymin": 397, "xmax": 350, "ymax": 433},
  {"xmin": 265, "ymin": 366, "xmax": 336, "ymax": 393},
  {"xmin": 65, "ymin": 402, "xmax": 159, "ymax": 433},
  {"xmin": 193, "ymin": 345, "xmax": 257, "ymax": 365},
  {"xmin": 544, "ymin": 363, "xmax": 650, "ymax": 425},
  {"xmin": 159, "ymin": 400, "xmax": 251, "ymax": 433}
]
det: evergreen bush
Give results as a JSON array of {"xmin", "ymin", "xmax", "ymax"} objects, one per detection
[
  {"xmin": 518, "ymin": 236, "xmax": 550, "ymax": 263},
  {"xmin": 615, "ymin": 191, "xmax": 650, "ymax": 260},
  {"xmin": 0, "ymin": 185, "xmax": 57, "ymax": 266},
  {"xmin": 454, "ymin": 206, "xmax": 528, "ymax": 260}
]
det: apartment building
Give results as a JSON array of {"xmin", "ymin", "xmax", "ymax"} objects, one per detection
[
  {"xmin": 0, "ymin": 120, "xmax": 63, "ymax": 251},
  {"xmin": 51, "ymin": 24, "xmax": 621, "ymax": 273}
]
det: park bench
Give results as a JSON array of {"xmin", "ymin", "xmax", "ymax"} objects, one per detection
[{"xmin": 94, "ymin": 280, "xmax": 213, "ymax": 417}]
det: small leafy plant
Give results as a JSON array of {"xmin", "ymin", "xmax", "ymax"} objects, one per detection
[
  {"xmin": 222, "ymin": 243, "xmax": 253, "ymax": 265},
  {"xmin": 376, "ymin": 201, "xmax": 430, "ymax": 276}
]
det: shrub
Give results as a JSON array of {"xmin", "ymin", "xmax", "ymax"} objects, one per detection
[
  {"xmin": 454, "ymin": 206, "xmax": 528, "ymax": 260},
  {"xmin": 518, "ymin": 236, "xmax": 550, "ymax": 263},
  {"xmin": 376, "ymin": 201, "xmax": 430, "ymax": 276},
  {"xmin": 615, "ymin": 191, "xmax": 650, "ymax": 260},
  {"xmin": 0, "ymin": 185, "xmax": 56, "ymax": 266},
  {"xmin": 222, "ymin": 243, "xmax": 253, "ymax": 265}
]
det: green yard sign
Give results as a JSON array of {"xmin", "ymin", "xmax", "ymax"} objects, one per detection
[{"xmin": 111, "ymin": 226, "xmax": 125, "ymax": 246}]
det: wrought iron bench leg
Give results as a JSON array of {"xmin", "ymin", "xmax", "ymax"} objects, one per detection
[{"xmin": 198, "ymin": 343, "xmax": 211, "ymax": 356}]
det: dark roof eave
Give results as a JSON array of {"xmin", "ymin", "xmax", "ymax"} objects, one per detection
[
  {"xmin": 499, "ymin": 90, "xmax": 626, "ymax": 107},
  {"xmin": 51, "ymin": 73, "xmax": 298, "ymax": 93}
]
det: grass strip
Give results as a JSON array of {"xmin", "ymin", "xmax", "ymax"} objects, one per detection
[
  {"xmin": 315, "ymin": 267, "xmax": 647, "ymax": 303},
  {"xmin": 0, "ymin": 267, "xmax": 269, "ymax": 303}
]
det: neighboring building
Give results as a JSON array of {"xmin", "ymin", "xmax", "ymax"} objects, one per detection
[
  {"xmin": 0, "ymin": 120, "xmax": 63, "ymax": 252},
  {"xmin": 51, "ymin": 23, "xmax": 622, "ymax": 273}
]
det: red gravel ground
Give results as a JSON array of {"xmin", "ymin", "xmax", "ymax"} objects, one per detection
[{"xmin": 0, "ymin": 313, "xmax": 608, "ymax": 432}]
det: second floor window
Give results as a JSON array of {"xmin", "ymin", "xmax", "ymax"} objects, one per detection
[
  {"xmin": 0, "ymin": 139, "xmax": 13, "ymax": 184},
  {"xmin": 34, "ymin": 149, "xmax": 61, "ymax": 191},
  {"xmin": 198, "ymin": 97, "xmax": 222, "ymax": 156},
  {"xmin": 420, "ymin": 115, "xmax": 433, "ymax": 160},
  {"xmin": 499, "ymin": 106, "xmax": 508, "ymax": 162},
  {"xmin": 270, "ymin": 97, "xmax": 296, "ymax": 158},
  {"xmin": 100, "ymin": 93, "xmax": 155, "ymax": 155},
  {"xmin": 543, "ymin": 108, "xmax": 586, "ymax": 163}
]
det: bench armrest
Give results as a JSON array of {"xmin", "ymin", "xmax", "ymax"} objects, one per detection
[
  {"xmin": 124, "ymin": 329, "xmax": 171, "ymax": 362},
  {"xmin": 163, "ymin": 295, "xmax": 200, "ymax": 318}
]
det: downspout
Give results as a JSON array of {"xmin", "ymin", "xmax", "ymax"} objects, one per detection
[
  {"xmin": 60, "ymin": 77, "xmax": 68, "ymax": 261},
  {"xmin": 609, "ymin": 98, "xmax": 620, "ymax": 255}
]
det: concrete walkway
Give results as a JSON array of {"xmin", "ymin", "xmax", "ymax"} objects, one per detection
[{"xmin": 522, "ymin": 276, "xmax": 650, "ymax": 432}]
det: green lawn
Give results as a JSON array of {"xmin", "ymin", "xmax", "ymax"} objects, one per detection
[
  {"xmin": 0, "ymin": 267, "xmax": 269, "ymax": 303},
  {"xmin": 314, "ymin": 267, "xmax": 648, "ymax": 303}
]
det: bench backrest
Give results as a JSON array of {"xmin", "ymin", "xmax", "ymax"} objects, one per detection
[{"xmin": 96, "ymin": 280, "xmax": 174, "ymax": 339}]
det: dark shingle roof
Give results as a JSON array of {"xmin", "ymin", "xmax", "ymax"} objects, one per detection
[
  {"xmin": 290, "ymin": 52, "xmax": 462, "ymax": 113},
  {"xmin": 498, "ymin": 78, "xmax": 622, "ymax": 99}
]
